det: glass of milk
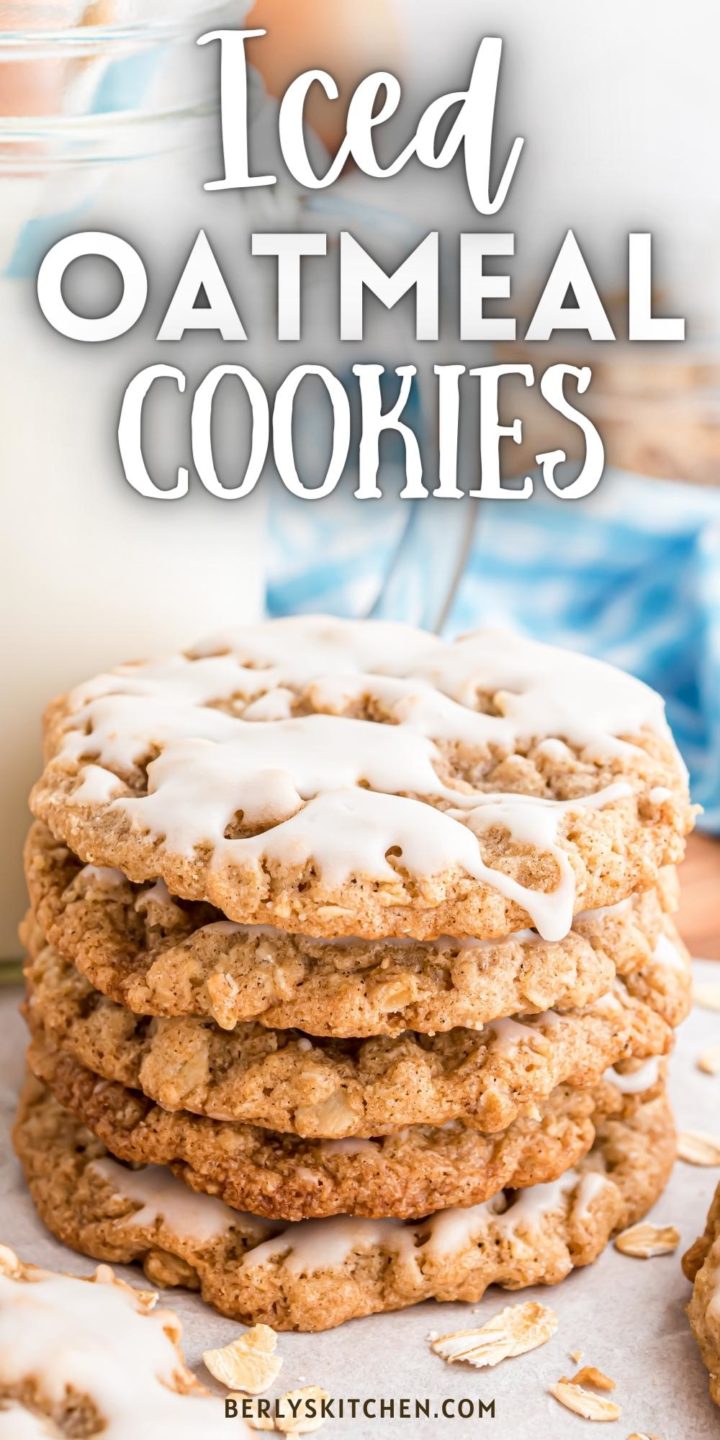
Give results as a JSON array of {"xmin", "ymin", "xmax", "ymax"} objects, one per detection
[{"xmin": 0, "ymin": 3, "xmax": 274, "ymax": 960}]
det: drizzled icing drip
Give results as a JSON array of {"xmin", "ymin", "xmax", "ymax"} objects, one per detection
[
  {"xmin": 77, "ymin": 864, "xmax": 125, "ymax": 890},
  {"xmin": 652, "ymin": 932, "xmax": 685, "ymax": 971},
  {"xmin": 605, "ymin": 1057, "xmax": 661, "ymax": 1094},
  {"xmin": 0, "ymin": 1406, "xmax": 56, "ymax": 1438},
  {"xmin": 242, "ymin": 1216, "xmax": 417, "ymax": 1275},
  {"xmin": 52, "ymin": 618, "xmax": 680, "ymax": 943},
  {"xmin": 74, "ymin": 756, "xmax": 629, "ymax": 942},
  {"xmin": 91, "ymin": 1148, "xmax": 615, "ymax": 1280},
  {"xmin": 91, "ymin": 1158, "xmax": 267, "ymax": 1245},
  {"xmin": 73, "ymin": 616, "xmax": 675, "ymax": 755},
  {"xmin": 241, "ymin": 1161, "xmax": 614, "ymax": 1273}
]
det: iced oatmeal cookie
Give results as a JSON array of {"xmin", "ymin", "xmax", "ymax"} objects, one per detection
[
  {"xmin": 24, "ymin": 823, "xmax": 683, "ymax": 1036},
  {"xmin": 683, "ymin": 1182, "xmax": 720, "ymax": 1406},
  {"xmin": 0, "ymin": 1246, "xmax": 240, "ymax": 1436},
  {"xmin": 28, "ymin": 1026, "xmax": 660, "ymax": 1221},
  {"xmin": 14, "ymin": 1074, "xmax": 676, "ymax": 1332},
  {"xmin": 23, "ymin": 937, "xmax": 685, "ymax": 1136},
  {"xmin": 30, "ymin": 619, "xmax": 692, "ymax": 942}
]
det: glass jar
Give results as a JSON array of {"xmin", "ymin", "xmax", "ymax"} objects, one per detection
[{"xmin": 0, "ymin": 2, "xmax": 274, "ymax": 959}]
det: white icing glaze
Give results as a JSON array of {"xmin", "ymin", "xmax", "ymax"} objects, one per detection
[
  {"xmin": 573, "ymin": 1169, "xmax": 613, "ymax": 1220},
  {"xmin": 90, "ymin": 1158, "xmax": 264, "ymax": 1245},
  {"xmin": 243, "ymin": 687, "xmax": 296, "ymax": 722},
  {"xmin": 78, "ymin": 864, "xmax": 125, "ymax": 890},
  {"xmin": 575, "ymin": 896, "xmax": 633, "ymax": 923},
  {"xmin": 420, "ymin": 1165, "xmax": 607, "ymax": 1257},
  {"xmin": 66, "ymin": 619, "xmax": 674, "ymax": 766},
  {"xmin": 72, "ymin": 765, "xmax": 124, "ymax": 804},
  {"xmin": 605, "ymin": 1057, "xmax": 661, "ymax": 1094},
  {"xmin": 184, "ymin": 617, "xmax": 674, "ymax": 753},
  {"xmin": 0, "ymin": 1267, "xmax": 247, "ymax": 1439},
  {"xmin": 419, "ymin": 1195, "xmax": 507, "ymax": 1257},
  {"xmin": 241, "ymin": 1215, "xmax": 417, "ymax": 1275},
  {"xmin": 488, "ymin": 1016, "xmax": 546, "ymax": 1052},
  {"xmin": 0, "ymin": 1406, "xmax": 57, "ymax": 1438},
  {"xmin": 134, "ymin": 878, "xmax": 176, "ymax": 913},
  {"xmin": 126, "ymin": 776, "xmax": 629, "ymax": 943},
  {"xmin": 653, "ymin": 932, "xmax": 685, "ymax": 971},
  {"xmin": 91, "ymin": 1141, "xmax": 616, "ymax": 1284},
  {"xmin": 318, "ymin": 1138, "xmax": 378, "ymax": 1157},
  {"xmin": 592, "ymin": 988, "xmax": 624, "ymax": 1016},
  {"xmin": 242, "ymin": 1166, "xmax": 615, "ymax": 1275},
  {"xmin": 54, "ymin": 618, "xmax": 681, "ymax": 942},
  {"xmin": 496, "ymin": 1173, "xmax": 580, "ymax": 1232}
]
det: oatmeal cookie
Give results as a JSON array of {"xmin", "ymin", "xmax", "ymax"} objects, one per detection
[
  {"xmin": 28, "ymin": 1027, "xmax": 652, "ymax": 1221},
  {"xmin": 30, "ymin": 619, "xmax": 692, "ymax": 942},
  {"xmin": 683, "ymin": 1182, "xmax": 720, "ymax": 1405},
  {"xmin": 23, "ymin": 938, "xmax": 685, "ymax": 1136},
  {"xmin": 14, "ymin": 1074, "xmax": 676, "ymax": 1332},
  {"xmin": 23, "ymin": 823, "xmax": 682, "ymax": 1036}
]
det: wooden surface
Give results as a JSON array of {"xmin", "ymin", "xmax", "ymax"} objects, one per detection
[{"xmin": 678, "ymin": 833, "xmax": 720, "ymax": 959}]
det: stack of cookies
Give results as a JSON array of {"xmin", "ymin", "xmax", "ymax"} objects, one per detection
[{"xmin": 15, "ymin": 617, "xmax": 695, "ymax": 1332}]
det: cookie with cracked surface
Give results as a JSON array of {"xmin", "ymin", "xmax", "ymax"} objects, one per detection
[
  {"xmin": 683, "ymin": 1182, "xmax": 720, "ymax": 1406},
  {"xmin": 28, "ymin": 1027, "xmax": 658, "ymax": 1221},
  {"xmin": 24, "ymin": 823, "xmax": 683, "ymax": 1037},
  {"xmin": 23, "ymin": 939, "xmax": 684, "ymax": 1136},
  {"xmin": 30, "ymin": 618, "xmax": 692, "ymax": 942},
  {"xmin": 14, "ymin": 1074, "xmax": 676, "ymax": 1332}
]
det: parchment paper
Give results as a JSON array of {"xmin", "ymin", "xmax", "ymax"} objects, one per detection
[{"xmin": 2, "ymin": 962, "xmax": 719, "ymax": 1439}]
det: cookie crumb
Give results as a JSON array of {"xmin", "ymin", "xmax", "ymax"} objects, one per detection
[{"xmin": 569, "ymin": 1366, "xmax": 615, "ymax": 1391}]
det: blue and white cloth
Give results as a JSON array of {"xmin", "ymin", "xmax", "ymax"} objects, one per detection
[{"xmin": 267, "ymin": 471, "xmax": 720, "ymax": 830}]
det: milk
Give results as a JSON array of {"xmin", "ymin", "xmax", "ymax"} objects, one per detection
[{"xmin": 0, "ymin": 105, "xmax": 274, "ymax": 958}]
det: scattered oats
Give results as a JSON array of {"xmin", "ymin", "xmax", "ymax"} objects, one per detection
[
  {"xmin": 569, "ymin": 1349, "xmax": 584, "ymax": 1365},
  {"xmin": 549, "ymin": 1379, "xmax": 621, "ymax": 1422},
  {"xmin": 426, "ymin": 1330, "xmax": 439, "ymax": 1342},
  {"xmin": 692, "ymin": 982, "xmax": 720, "ymax": 1012},
  {"xmin": 697, "ymin": 1044, "xmax": 720, "ymax": 1076},
  {"xmin": 678, "ymin": 1131, "xmax": 720, "ymax": 1166},
  {"xmin": 626, "ymin": 1434, "xmax": 661, "ymax": 1439},
  {"xmin": 570, "ymin": 1367, "xmax": 616, "ymax": 1392},
  {"xmin": 203, "ymin": 1324, "xmax": 282, "ymax": 1394},
  {"xmin": 275, "ymin": 1386, "xmax": 330, "ymax": 1435},
  {"xmin": 0, "ymin": 1245, "xmax": 22, "ymax": 1278},
  {"xmin": 242, "ymin": 1399, "xmax": 276, "ymax": 1433},
  {"xmin": 615, "ymin": 1222, "xmax": 680, "ymax": 1258},
  {"xmin": 431, "ymin": 1301, "xmax": 557, "ymax": 1370}
]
